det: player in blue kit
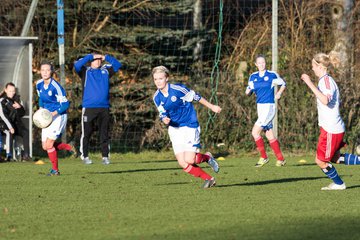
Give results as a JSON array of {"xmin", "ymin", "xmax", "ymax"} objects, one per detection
[
  {"xmin": 36, "ymin": 62, "xmax": 73, "ymax": 176},
  {"xmin": 152, "ymin": 66, "xmax": 222, "ymax": 189},
  {"xmin": 245, "ymin": 55, "xmax": 286, "ymax": 167}
]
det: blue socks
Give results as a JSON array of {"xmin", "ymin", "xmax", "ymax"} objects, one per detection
[
  {"xmin": 322, "ymin": 163, "xmax": 344, "ymax": 185},
  {"xmin": 341, "ymin": 153, "xmax": 360, "ymax": 165}
]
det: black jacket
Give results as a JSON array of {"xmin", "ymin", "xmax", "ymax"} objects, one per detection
[{"xmin": 0, "ymin": 95, "xmax": 25, "ymax": 133}]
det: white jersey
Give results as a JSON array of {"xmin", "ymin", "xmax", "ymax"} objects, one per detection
[{"xmin": 317, "ymin": 74, "xmax": 345, "ymax": 134}]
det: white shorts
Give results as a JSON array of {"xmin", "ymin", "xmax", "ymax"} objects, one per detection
[
  {"xmin": 255, "ymin": 103, "xmax": 275, "ymax": 130},
  {"xmin": 168, "ymin": 126, "xmax": 201, "ymax": 155},
  {"xmin": 41, "ymin": 114, "xmax": 68, "ymax": 142}
]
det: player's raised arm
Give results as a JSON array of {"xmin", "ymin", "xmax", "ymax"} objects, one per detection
[
  {"xmin": 301, "ymin": 73, "xmax": 329, "ymax": 105},
  {"xmin": 74, "ymin": 54, "xmax": 93, "ymax": 73}
]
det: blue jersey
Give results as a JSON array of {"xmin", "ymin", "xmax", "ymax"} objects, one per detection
[
  {"xmin": 153, "ymin": 83, "xmax": 202, "ymax": 128},
  {"xmin": 74, "ymin": 54, "xmax": 121, "ymax": 108},
  {"xmin": 36, "ymin": 78, "xmax": 69, "ymax": 115},
  {"xmin": 247, "ymin": 70, "xmax": 286, "ymax": 104}
]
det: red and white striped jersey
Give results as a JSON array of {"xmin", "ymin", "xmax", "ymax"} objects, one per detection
[{"xmin": 316, "ymin": 74, "xmax": 345, "ymax": 134}]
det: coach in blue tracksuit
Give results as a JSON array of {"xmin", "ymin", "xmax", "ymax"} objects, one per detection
[{"xmin": 74, "ymin": 53, "xmax": 121, "ymax": 165}]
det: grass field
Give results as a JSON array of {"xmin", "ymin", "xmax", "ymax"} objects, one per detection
[{"xmin": 1, "ymin": 151, "xmax": 360, "ymax": 240}]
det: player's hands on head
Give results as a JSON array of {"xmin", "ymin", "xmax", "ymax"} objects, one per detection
[{"xmin": 93, "ymin": 54, "xmax": 104, "ymax": 61}]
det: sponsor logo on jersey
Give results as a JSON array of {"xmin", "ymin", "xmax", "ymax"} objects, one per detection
[
  {"xmin": 56, "ymin": 95, "xmax": 68, "ymax": 103},
  {"xmin": 157, "ymin": 105, "xmax": 166, "ymax": 115},
  {"xmin": 171, "ymin": 96, "xmax": 177, "ymax": 102}
]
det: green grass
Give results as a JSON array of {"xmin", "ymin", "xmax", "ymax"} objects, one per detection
[{"xmin": 1, "ymin": 152, "xmax": 360, "ymax": 240}]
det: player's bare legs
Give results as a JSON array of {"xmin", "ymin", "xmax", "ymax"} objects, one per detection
[
  {"xmin": 175, "ymin": 151, "xmax": 196, "ymax": 168},
  {"xmin": 252, "ymin": 124, "xmax": 269, "ymax": 166},
  {"xmin": 176, "ymin": 151, "xmax": 214, "ymax": 188},
  {"xmin": 42, "ymin": 138, "xmax": 60, "ymax": 175},
  {"xmin": 265, "ymin": 129, "xmax": 286, "ymax": 166}
]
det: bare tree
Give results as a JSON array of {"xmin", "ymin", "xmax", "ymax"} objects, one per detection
[
  {"xmin": 193, "ymin": 0, "xmax": 203, "ymax": 62},
  {"xmin": 330, "ymin": 0, "xmax": 354, "ymax": 77}
]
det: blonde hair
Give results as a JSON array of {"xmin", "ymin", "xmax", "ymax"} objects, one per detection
[
  {"xmin": 152, "ymin": 66, "xmax": 170, "ymax": 78},
  {"xmin": 312, "ymin": 52, "xmax": 340, "ymax": 69}
]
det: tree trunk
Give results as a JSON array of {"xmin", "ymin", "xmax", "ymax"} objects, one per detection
[
  {"xmin": 193, "ymin": 0, "xmax": 202, "ymax": 62},
  {"xmin": 192, "ymin": 0, "xmax": 204, "ymax": 80},
  {"xmin": 330, "ymin": 0, "xmax": 354, "ymax": 78}
]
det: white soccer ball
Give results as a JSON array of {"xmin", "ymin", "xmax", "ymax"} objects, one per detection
[{"xmin": 33, "ymin": 108, "xmax": 53, "ymax": 128}]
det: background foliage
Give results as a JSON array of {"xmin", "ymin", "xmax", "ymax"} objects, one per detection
[{"xmin": 0, "ymin": 0, "xmax": 359, "ymax": 153}]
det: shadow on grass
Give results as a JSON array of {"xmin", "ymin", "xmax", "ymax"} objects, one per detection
[
  {"xmin": 345, "ymin": 185, "xmax": 360, "ymax": 189},
  {"xmin": 90, "ymin": 167, "xmax": 180, "ymax": 174},
  {"xmin": 217, "ymin": 176, "xmax": 327, "ymax": 188},
  {"xmin": 109, "ymin": 159, "xmax": 175, "ymax": 165},
  {"xmin": 138, "ymin": 216, "xmax": 360, "ymax": 240},
  {"xmin": 155, "ymin": 182, "xmax": 191, "ymax": 186},
  {"xmin": 291, "ymin": 163, "xmax": 317, "ymax": 167},
  {"xmin": 138, "ymin": 160, "xmax": 174, "ymax": 164}
]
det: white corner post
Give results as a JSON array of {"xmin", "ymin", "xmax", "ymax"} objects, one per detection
[{"xmin": 272, "ymin": 0, "xmax": 278, "ymax": 138}]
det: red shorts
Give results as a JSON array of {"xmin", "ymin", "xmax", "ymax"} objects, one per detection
[{"xmin": 316, "ymin": 127, "xmax": 345, "ymax": 162}]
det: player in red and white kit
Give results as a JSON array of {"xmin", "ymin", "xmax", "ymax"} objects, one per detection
[{"xmin": 301, "ymin": 53, "xmax": 360, "ymax": 190}]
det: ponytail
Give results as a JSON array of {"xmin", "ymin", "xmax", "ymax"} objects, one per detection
[{"xmin": 313, "ymin": 52, "xmax": 340, "ymax": 69}]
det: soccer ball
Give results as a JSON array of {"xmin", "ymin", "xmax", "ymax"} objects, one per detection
[{"xmin": 33, "ymin": 108, "xmax": 53, "ymax": 128}]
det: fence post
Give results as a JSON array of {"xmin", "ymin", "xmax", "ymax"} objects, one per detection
[
  {"xmin": 57, "ymin": 0, "xmax": 67, "ymax": 143},
  {"xmin": 272, "ymin": 0, "xmax": 278, "ymax": 138}
]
